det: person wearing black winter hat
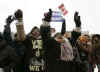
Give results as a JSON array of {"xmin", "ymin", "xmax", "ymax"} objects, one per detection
[{"xmin": 24, "ymin": 25, "xmax": 46, "ymax": 72}]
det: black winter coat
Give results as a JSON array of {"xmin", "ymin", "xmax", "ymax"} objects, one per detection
[{"xmin": 0, "ymin": 38, "xmax": 18, "ymax": 68}]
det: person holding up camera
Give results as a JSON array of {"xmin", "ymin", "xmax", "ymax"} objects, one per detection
[{"xmin": 3, "ymin": 9, "xmax": 26, "ymax": 72}]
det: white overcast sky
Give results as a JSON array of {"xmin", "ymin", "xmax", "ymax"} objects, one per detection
[{"xmin": 0, "ymin": 0, "xmax": 100, "ymax": 34}]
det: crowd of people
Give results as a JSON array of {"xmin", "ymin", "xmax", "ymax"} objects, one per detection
[{"xmin": 0, "ymin": 9, "xmax": 100, "ymax": 72}]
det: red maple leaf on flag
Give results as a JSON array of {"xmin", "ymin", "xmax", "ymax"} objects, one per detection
[{"xmin": 58, "ymin": 3, "xmax": 68, "ymax": 16}]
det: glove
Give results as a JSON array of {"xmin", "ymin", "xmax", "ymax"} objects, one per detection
[
  {"xmin": 44, "ymin": 9, "xmax": 52, "ymax": 22},
  {"xmin": 74, "ymin": 11, "xmax": 81, "ymax": 27},
  {"xmin": 6, "ymin": 15, "xmax": 15, "ymax": 25},
  {"xmin": 61, "ymin": 18, "xmax": 66, "ymax": 35},
  {"xmin": 14, "ymin": 9, "xmax": 23, "ymax": 20}
]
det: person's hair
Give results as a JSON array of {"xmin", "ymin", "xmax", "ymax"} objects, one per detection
[
  {"xmin": 30, "ymin": 26, "xmax": 40, "ymax": 33},
  {"xmin": 92, "ymin": 34, "xmax": 100, "ymax": 39},
  {"xmin": 54, "ymin": 32, "xmax": 62, "ymax": 39},
  {"xmin": 84, "ymin": 34, "xmax": 89, "ymax": 37},
  {"xmin": 92, "ymin": 34, "xmax": 100, "ymax": 45},
  {"xmin": 50, "ymin": 28, "xmax": 56, "ymax": 32}
]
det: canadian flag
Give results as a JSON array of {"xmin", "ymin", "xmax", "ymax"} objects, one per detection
[{"xmin": 58, "ymin": 3, "xmax": 68, "ymax": 16}]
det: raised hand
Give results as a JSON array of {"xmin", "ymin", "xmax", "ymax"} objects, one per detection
[
  {"xmin": 44, "ymin": 9, "xmax": 52, "ymax": 22},
  {"xmin": 6, "ymin": 15, "xmax": 15, "ymax": 25},
  {"xmin": 14, "ymin": 9, "xmax": 23, "ymax": 20},
  {"xmin": 74, "ymin": 11, "xmax": 81, "ymax": 27},
  {"xmin": 61, "ymin": 18, "xmax": 66, "ymax": 35}
]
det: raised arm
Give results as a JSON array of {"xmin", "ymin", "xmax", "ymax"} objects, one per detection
[
  {"xmin": 40, "ymin": 9, "xmax": 52, "ymax": 40},
  {"xmin": 74, "ymin": 11, "xmax": 81, "ymax": 31},
  {"xmin": 70, "ymin": 11, "xmax": 81, "ymax": 46},
  {"xmin": 61, "ymin": 19, "xmax": 66, "ymax": 35},
  {"xmin": 14, "ymin": 9, "xmax": 26, "ymax": 41},
  {"xmin": 3, "ymin": 15, "xmax": 14, "ymax": 44}
]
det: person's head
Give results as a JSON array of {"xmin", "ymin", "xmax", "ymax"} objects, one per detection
[
  {"xmin": 30, "ymin": 26, "xmax": 40, "ymax": 39},
  {"xmin": 54, "ymin": 33, "xmax": 64, "ymax": 43},
  {"xmin": 64, "ymin": 31, "xmax": 71, "ymax": 38},
  {"xmin": 50, "ymin": 28, "xmax": 56, "ymax": 37},
  {"xmin": 77, "ymin": 35, "xmax": 92, "ymax": 53},
  {"xmin": 92, "ymin": 34, "xmax": 100, "ymax": 44},
  {"xmin": 50, "ymin": 28, "xmax": 55, "ymax": 33},
  {"xmin": 77, "ymin": 34, "xmax": 91, "ymax": 45}
]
